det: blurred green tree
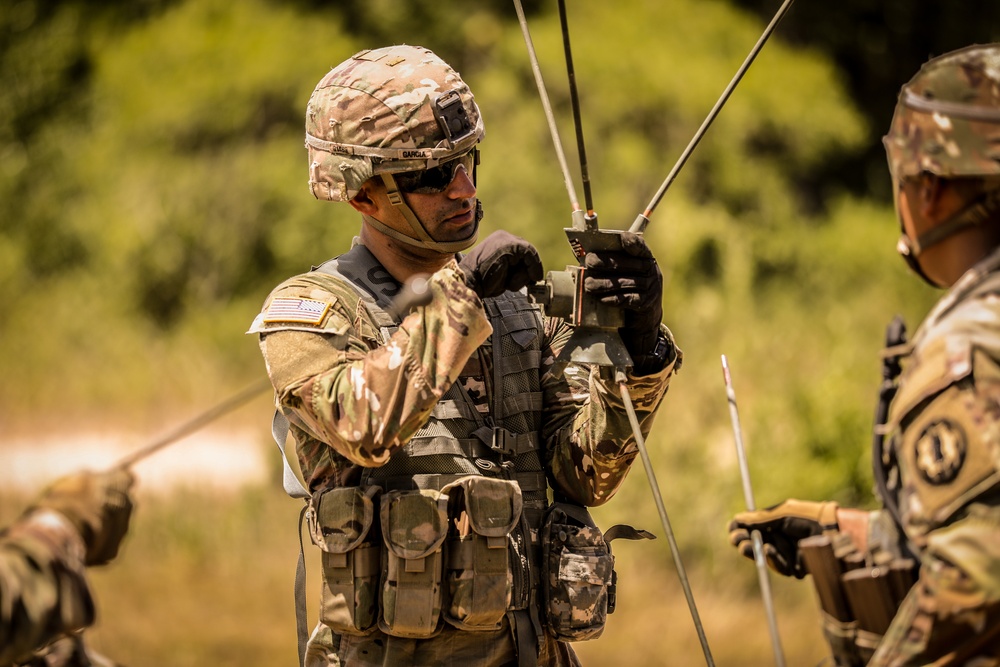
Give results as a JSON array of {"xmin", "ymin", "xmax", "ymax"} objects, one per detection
[{"xmin": 0, "ymin": 0, "xmax": 940, "ymax": 535}]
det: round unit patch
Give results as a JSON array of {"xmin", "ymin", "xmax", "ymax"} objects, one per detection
[{"xmin": 913, "ymin": 419, "xmax": 967, "ymax": 485}]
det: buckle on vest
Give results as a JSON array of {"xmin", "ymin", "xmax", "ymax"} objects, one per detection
[{"xmin": 490, "ymin": 427, "xmax": 517, "ymax": 457}]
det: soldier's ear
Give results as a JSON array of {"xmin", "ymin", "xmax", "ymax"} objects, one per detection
[
  {"xmin": 917, "ymin": 173, "xmax": 946, "ymax": 218},
  {"xmin": 349, "ymin": 180, "xmax": 382, "ymax": 216}
]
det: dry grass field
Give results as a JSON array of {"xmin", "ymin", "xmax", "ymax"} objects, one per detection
[{"xmin": 2, "ymin": 476, "xmax": 833, "ymax": 666}]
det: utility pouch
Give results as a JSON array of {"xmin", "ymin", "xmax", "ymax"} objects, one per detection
[
  {"xmin": 541, "ymin": 502, "xmax": 614, "ymax": 641},
  {"xmin": 441, "ymin": 476, "xmax": 523, "ymax": 631},
  {"xmin": 379, "ymin": 489, "xmax": 449, "ymax": 638},
  {"xmin": 307, "ymin": 486, "xmax": 381, "ymax": 636}
]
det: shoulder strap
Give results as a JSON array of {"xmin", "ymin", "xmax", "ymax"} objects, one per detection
[
  {"xmin": 272, "ymin": 409, "xmax": 310, "ymax": 500},
  {"xmin": 312, "ymin": 243, "xmax": 402, "ymax": 335}
]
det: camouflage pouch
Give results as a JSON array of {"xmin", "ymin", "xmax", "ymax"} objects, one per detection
[
  {"xmin": 541, "ymin": 502, "xmax": 614, "ymax": 641},
  {"xmin": 441, "ymin": 476, "xmax": 523, "ymax": 631},
  {"xmin": 379, "ymin": 489, "xmax": 450, "ymax": 638},
  {"xmin": 307, "ymin": 486, "xmax": 382, "ymax": 636}
]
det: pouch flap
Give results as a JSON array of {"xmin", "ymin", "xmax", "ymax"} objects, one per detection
[
  {"xmin": 603, "ymin": 524, "xmax": 656, "ymax": 544},
  {"xmin": 381, "ymin": 489, "xmax": 450, "ymax": 560},
  {"xmin": 308, "ymin": 486, "xmax": 377, "ymax": 554},
  {"xmin": 509, "ymin": 328, "xmax": 539, "ymax": 349},
  {"xmin": 444, "ymin": 476, "xmax": 523, "ymax": 538},
  {"xmin": 546, "ymin": 502, "xmax": 598, "ymax": 530},
  {"xmin": 558, "ymin": 552, "xmax": 613, "ymax": 586}
]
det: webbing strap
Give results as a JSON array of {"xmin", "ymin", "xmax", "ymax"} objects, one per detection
[
  {"xmin": 509, "ymin": 609, "xmax": 539, "ymax": 667},
  {"xmin": 272, "ymin": 410, "xmax": 310, "ymax": 500},
  {"xmin": 273, "ymin": 408, "xmax": 312, "ymax": 667},
  {"xmin": 294, "ymin": 504, "xmax": 309, "ymax": 667}
]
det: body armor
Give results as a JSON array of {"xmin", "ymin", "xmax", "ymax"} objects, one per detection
[{"xmin": 259, "ymin": 243, "xmax": 628, "ymax": 665}]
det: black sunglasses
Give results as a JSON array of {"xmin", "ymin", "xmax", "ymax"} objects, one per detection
[{"xmin": 393, "ymin": 149, "xmax": 478, "ymax": 194}]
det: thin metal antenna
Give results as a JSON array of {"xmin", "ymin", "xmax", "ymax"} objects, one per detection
[
  {"xmin": 616, "ymin": 370, "xmax": 716, "ymax": 666},
  {"xmin": 722, "ymin": 355, "xmax": 786, "ymax": 667},
  {"xmin": 557, "ymin": 0, "xmax": 595, "ymax": 219},
  {"xmin": 114, "ymin": 377, "xmax": 272, "ymax": 469},
  {"xmin": 630, "ymin": 0, "xmax": 797, "ymax": 233},
  {"xmin": 513, "ymin": 0, "xmax": 581, "ymax": 213}
]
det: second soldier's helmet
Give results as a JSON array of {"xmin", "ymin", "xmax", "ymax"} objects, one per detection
[
  {"xmin": 884, "ymin": 43, "xmax": 1000, "ymax": 277},
  {"xmin": 884, "ymin": 43, "xmax": 1000, "ymax": 181}
]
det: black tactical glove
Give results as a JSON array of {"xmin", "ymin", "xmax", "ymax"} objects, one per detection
[
  {"xmin": 727, "ymin": 499, "xmax": 839, "ymax": 579},
  {"xmin": 582, "ymin": 231, "xmax": 665, "ymax": 369},
  {"xmin": 459, "ymin": 230, "xmax": 544, "ymax": 299},
  {"xmin": 33, "ymin": 468, "xmax": 136, "ymax": 566}
]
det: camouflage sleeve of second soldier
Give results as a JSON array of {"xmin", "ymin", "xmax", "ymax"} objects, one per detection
[
  {"xmin": 541, "ymin": 319, "xmax": 681, "ymax": 506},
  {"xmin": 0, "ymin": 510, "xmax": 95, "ymax": 664},
  {"xmin": 868, "ymin": 502, "xmax": 1000, "ymax": 665},
  {"xmin": 257, "ymin": 261, "xmax": 492, "ymax": 468}
]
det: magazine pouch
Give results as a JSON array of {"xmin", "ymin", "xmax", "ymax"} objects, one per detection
[
  {"xmin": 307, "ymin": 485, "xmax": 381, "ymax": 636},
  {"xmin": 379, "ymin": 489, "xmax": 449, "ymax": 638},
  {"xmin": 441, "ymin": 476, "xmax": 523, "ymax": 630}
]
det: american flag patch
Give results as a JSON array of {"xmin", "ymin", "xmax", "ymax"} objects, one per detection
[{"xmin": 262, "ymin": 297, "xmax": 330, "ymax": 325}]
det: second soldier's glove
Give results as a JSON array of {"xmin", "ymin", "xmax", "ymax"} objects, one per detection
[
  {"xmin": 582, "ymin": 231, "xmax": 666, "ymax": 371},
  {"xmin": 728, "ymin": 499, "xmax": 839, "ymax": 579},
  {"xmin": 459, "ymin": 230, "xmax": 544, "ymax": 300},
  {"xmin": 33, "ymin": 468, "xmax": 136, "ymax": 566}
]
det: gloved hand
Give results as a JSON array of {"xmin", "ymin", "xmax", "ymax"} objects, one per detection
[
  {"xmin": 582, "ymin": 231, "xmax": 664, "ymax": 366},
  {"xmin": 459, "ymin": 230, "xmax": 544, "ymax": 299},
  {"xmin": 32, "ymin": 468, "xmax": 136, "ymax": 566},
  {"xmin": 727, "ymin": 499, "xmax": 839, "ymax": 579}
]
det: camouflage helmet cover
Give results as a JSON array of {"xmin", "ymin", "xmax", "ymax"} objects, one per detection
[
  {"xmin": 306, "ymin": 45, "xmax": 484, "ymax": 202},
  {"xmin": 884, "ymin": 43, "xmax": 1000, "ymax": 180}
]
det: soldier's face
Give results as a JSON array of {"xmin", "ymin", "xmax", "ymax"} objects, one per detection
[
  {"xmin": 357, "ymin": 165, "xmax": 479, "ymax": 246},
  {"xmin": 402, "ymin": 165, "xmax": 479, "ymax": 243}
]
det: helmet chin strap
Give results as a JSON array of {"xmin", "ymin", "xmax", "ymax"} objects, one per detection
[
  {"xmin": 365, "ymin": 173, "xmax": 480, "ymax": 254},
  {"xmin": 909, "ymin": 186, "xmax": 1000, "ymax": 255},
  {"xmin": 897, "ymin": 186, "xmax": 1000, "ymax": 286}
]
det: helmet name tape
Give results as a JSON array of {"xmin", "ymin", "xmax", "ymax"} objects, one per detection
[{"xmin": 304, "ymin": 133, "xmax": 459, "ymax": 161}]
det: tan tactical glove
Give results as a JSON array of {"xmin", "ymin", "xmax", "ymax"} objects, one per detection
[
  {"xmin": 727, "ymin": 499, "xmax": 839, "ymax": 579},
  {"xmin": 32, "ymin": 468, "xmax": 135, "ymax": 566}
]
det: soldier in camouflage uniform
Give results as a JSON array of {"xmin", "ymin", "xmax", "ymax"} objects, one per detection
[
  {"xmin": 728, "ymin": 44, "xmax": 1000, "ymax": 665},
  {"xmin": 249, "ymin": 45, "xmax": 680, "ymax": 667},
  {"xmin": 1, "ymin": 469, "xmax": 134, "ymax": 666}
]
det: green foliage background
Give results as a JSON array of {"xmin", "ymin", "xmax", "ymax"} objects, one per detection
[{"xmin": 1, "ymin": 0, "xmax": 989, "ymax": 663}]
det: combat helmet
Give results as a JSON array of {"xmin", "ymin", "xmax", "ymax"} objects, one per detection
[
  {"xmin": 305, "ymin": 45, "xmax": 484, "ymax": 253},
  {"xmin": 884, "ymin": 43, "xmax": 1000, "ymax": 262}
]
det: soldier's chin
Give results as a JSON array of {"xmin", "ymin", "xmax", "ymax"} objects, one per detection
[
  {"xmin": 451, "ymin": 219, "xmax": 479, "ymax": 252},
  {"xmin": 435, "ymin": 219, "xmax": 479, "ymax": 253}
]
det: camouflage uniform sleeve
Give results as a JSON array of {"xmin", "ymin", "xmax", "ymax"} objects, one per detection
[
  {"xmin": 0, "ymin": 510, "xmax": 94, "ymax": 664},
  {"xmin": 258, "ymin": 261, "xmax": 492, "ymax": 469},
  {"xmin": 542, "ymin": 319, "xmax": 681, "ymax": 506},
  {"xmin": 869, "ymin": 503, "xmax": 1000, "ymax": 665}
]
